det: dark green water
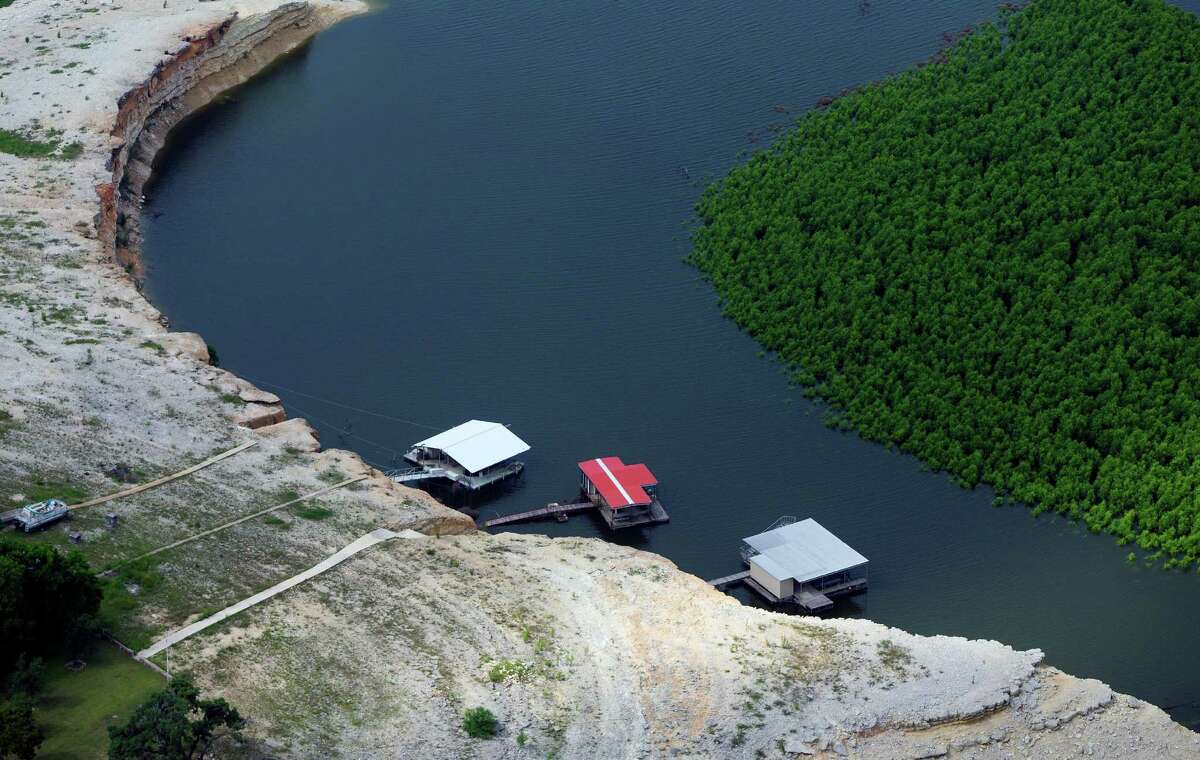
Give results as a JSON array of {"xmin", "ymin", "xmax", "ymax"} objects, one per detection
[{"xmin": 141, "ymin": 1, "xmax": 1200, "ymax": 728}]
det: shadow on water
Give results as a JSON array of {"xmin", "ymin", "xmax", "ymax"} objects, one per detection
[{"xmin": 140, "ymin": 0, "xmax": 1200, "ymax": 729}]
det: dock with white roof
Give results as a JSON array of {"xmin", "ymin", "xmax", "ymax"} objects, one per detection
[
  {"xmin": 387, "ymin": 420, "xmax": 530, "ymax": 490},
  {"xmin": 709, "ymin": 517, "xmax": 868, "ymax": 612}
]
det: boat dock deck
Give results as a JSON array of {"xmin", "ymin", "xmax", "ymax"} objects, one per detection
[
  {"xmin": 484, "ymin": 501, "xmax": 595, "ymax": 528},
  {"xmin": 388, "ymin": 460, "xmax": 524, "ymax": 490},
  {"xmin": 711, "ymin": 569, "xmax": 865, "ymax": 612},
  {"xmin": 599, "ymin": 499, "xmax": 670, "ymax": 530}
]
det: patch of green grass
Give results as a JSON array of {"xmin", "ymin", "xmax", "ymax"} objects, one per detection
[
  {"xmin": 9, "ymin": 474, "xmax": 90, "ymax": 504},
  {"xmin": 138, "ymin": 340, "xmax": 164, "ymax": 354},
  {"xmin": 35, "ymin": 640, "xmax": 165, "ymax": 760},
  {"xmin": 876, "ymin": 639, "xmax": 915, "ymax": 678},
  {"xmin": 64, "ymin": 338, "xmax": 100, "ymax": 345},
  {"xmin": 262, "ymin": 514, "xmax": 290, "ymax": 529},
  {"xmin": 218, "ymin": 392, "xmax": 244, "ymax": 406},
  {"xmin": 292, "ymin": 504, "xmax": 333, "ymax": 521},
  {"xmin": 0, "ymin": 127, "xmax": 79, "ymax": 159},
  {"xmin": 44, "ymin": 306, "xmax": 81, "ymax": 324},
  {"xmin": 98, "ymin": 557, "xmax": 164, "ymax": 649},
  {"xmin": 276, "ymin": 488, "xmax": 300, "ymax": 503},
  {"xmin": 317, "ymin": 468, "xmax": 347, "ymax": 485}
]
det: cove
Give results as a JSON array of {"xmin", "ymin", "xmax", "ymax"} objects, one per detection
[{"xmin": 140, "ymin": 0, "xmax": 1200, "ymax": 728}]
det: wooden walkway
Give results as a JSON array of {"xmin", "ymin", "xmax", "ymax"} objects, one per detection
[
  {"xmin": 484, "ymin": 501, "xmax": 594, "ymax": 528},
  {"xmin": 707, "ymin": 570, "xmax": 750, "ymax": 589}
]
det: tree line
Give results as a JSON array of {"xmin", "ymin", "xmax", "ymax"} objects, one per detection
[{"xmin": 691, "ymin": 0, "xmax": 1200, "ymax": 568}]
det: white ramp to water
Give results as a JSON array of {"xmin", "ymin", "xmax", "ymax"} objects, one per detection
[{"xmin": 138, "ymin": 528, "xmax": 420, "ymax": 659}]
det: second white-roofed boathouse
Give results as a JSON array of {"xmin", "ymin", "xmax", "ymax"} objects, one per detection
[
  {"xmin": 740, "ymin": 517, "xmax": 868, "ymax": 612},
  {"xmin": 391, "ymin": 420, "xmax": 530, "ymax": 490}
]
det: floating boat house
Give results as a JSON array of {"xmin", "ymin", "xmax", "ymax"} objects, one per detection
[
  {"xmin": 739, "ymin": 517, "xmax": 867, "ymax": 612},
  {"xmin": 578, "ymin": 457, "xmax": 669, "ymax": 530},
  {"xmin": 391, "ymin": 420, "xmax": 530, "ymax": 490}
]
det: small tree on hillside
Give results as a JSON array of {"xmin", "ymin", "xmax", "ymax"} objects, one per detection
[
  {"xmin": 107, "ymin": 675, "xmax": 244, "ymax": 760},
  {"xmin": 462, "ymin": 707, "xmax": 498, "ymax": 739}
]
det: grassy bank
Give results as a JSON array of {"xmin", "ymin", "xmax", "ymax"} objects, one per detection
[
  {"xmin": 692, "ymin": 0, "xmax": 1200, "ymax": 568},
  {"xmin": 35, "ymin": 641, "xmax": 165, "ymax": 759}
]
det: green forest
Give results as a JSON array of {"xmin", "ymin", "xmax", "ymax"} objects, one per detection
[{"xmin": 691, "ymin": 0, "xmax": 1200, "ymax": 567}]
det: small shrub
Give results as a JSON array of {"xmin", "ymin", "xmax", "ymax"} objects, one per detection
[
  {"xmin": 487, "ymin": 659, "xmax": 532, "ymax": 683},
  {"xmin": 516, "ymin": 730, "xmax": 528, "ymax": 747},
  {"xmin": 139, "ymin": 340, "xmax": 164, "ymax": 354},
  {"xmin": 462, "ymin": 707, "xmax": 498, "ymax": 739}
]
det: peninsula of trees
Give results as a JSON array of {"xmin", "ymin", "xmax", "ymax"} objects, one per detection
[{"xmin": 692, "ymin": 0, "xmax": 1200, "ymax": 567}]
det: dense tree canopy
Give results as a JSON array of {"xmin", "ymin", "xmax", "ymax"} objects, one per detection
[
  {"xmin": 0, "ymin": 538, "xmax": 100, "ymax": 675},
  {"xmin": 692, "ymin": 0, "xmax": 1200, "ymax": 567},
  {"xmin": 108, "ymin": 676, "xmax": 244, "ymax": 760}
]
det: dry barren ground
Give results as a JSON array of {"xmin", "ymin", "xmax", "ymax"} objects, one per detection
[{"xmin": 0, "ymin": 0, "xmax": 1197, "ymax": 756}]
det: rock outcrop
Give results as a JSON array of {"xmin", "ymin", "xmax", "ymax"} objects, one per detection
[{"xmin": 0, "ymin": 0, "xmax": 1195, "ymax": 757}]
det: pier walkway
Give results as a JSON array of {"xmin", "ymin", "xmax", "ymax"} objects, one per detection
[
  {"xmin": 707, "ymin": 570, "xmax": 750, "ymax": 589},
  {"xmin": 484, "ymin": 501, "xmax": 594, "ymax": 528}
]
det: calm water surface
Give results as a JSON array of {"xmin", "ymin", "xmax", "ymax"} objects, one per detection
[{"xmin": 141, "ymin": 1, "xmax": 1200, "ymax": 727}]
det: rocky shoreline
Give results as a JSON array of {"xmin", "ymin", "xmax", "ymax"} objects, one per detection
[{"xmin": 0, "ymin": 0, "xmax": 1197, "ymax": 756}]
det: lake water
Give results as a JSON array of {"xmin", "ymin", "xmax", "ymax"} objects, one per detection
[{"xmin": 140, "ymin": 0, "xmax": 1200, "ymax": 728}]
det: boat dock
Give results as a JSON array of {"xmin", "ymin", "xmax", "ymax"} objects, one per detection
[
  {"xmin": 483, "ymin": 501, "xmax": 594, "ymax": 528},
  {"xmin": 484, "ymin": 456, "xmax": 671, "ymax": 532},
  {"xmin": 709, "ymin": 517, "xmax": 868, "ymax": 613},
  {"xmin": 389, "ymin": 420, "xmax": 529, "ymax": 491}
]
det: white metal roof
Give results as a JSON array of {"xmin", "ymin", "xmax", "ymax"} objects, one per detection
[
  {"xmin": 414, "ymin": 420, "xmax": 529, "ymax": 474},
  {"xmin": 743, "ymin": 518, "xmax": 867, "ymax": 584}
]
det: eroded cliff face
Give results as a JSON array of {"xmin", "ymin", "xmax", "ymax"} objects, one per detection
[
  {"xmin": 103, "ymin": 2, "xmax": 348, "ymax": 277},
  {"xmin": 0, "ymin": 0, "xmax": 1196, "ymax": 757}
]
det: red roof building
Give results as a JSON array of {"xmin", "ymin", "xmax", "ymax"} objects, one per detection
[{"xmin": 577, "ymin": 457, "xmax": 668, "ymax": 529}]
